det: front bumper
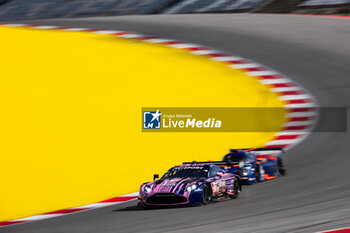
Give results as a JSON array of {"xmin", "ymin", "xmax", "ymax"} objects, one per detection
[
  {"xmin": 140, "ymin": 193, "xmax": 189, "ymax": 206},
  {"xmin": 240, "ymin": 176, "xmax": 256, "ymax": 184}
]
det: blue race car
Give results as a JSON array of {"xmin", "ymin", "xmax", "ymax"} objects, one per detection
[
  {"xmin": 138, "ymin": 163, "xmax": 241, "ymax": 208},
  {"xmin": 221, "ymin": 148, "xmax": 286, "ymax": 184}
]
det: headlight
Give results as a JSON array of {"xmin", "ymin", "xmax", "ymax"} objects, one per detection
[
  {"xmin": 186, "ymin": 184, "xmax": 197, "ymax": 192},
  {"xmin": 143, "ymin": 185, "xmax": 151, "ymax": 193},
  {"xmin": 241, "ymin": 169, "xmax": 249, "ymax": 176}
]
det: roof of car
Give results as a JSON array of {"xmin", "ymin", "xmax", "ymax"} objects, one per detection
[
  {"xmin": 224, "ymin": 151, "xmax": 248, "ymax": 157},
  {"xmin": 178, "ymin": 163, "xmax": 208, "ymax": 167}
]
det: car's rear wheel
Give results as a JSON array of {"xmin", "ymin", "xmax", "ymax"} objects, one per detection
[
  {"xmin": 202, "ymin": 184, "xmax": 211, "ymax": 205},
  {"xmin": 277, "ymin": 159, "xmax": 286, "ymax": 176},
  {"xmin": 255, "ymin": 166, "xmax": 261, "ymax": 182},
  {"xmin": 230, "ymin": 179, "xmax": 240, "ymax": 199}
]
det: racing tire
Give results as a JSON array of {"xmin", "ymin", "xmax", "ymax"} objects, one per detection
[
  {"xmin": 229, "ymin": 178, "xmax": 240, "ymax": 199},
  {"xmin": 202, "ymin": 184, "xmax": 211, "ymax": 205},
  {"xmin": 137, "ymin": 202, "xmax": 148, "ymax": 210},
  {"xmin": 255, "ymin": 166, "xmax": 261, "ymax": 183},
  {"xmin": 277, "ymin": 159, "xmax": 286, "ymax": 176}
]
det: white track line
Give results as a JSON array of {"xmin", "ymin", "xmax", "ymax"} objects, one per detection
[
  {"xmin": 283, "ymin": 120, "xmax": 315, "ymax": 127},
  {"xmin": 231, "ymin": 63, "xmax": 262, "ymax": 69},
  {"xmin": 118, "ymin": 33, "xmax": 145, "ymax": 38},
  {"xmin": 92, "ymin": 30, "xmax": 124, "ymax": 34},
  {"xmin": 61, "ymin": 28, "xmax": 90, "ymax": 31},
  {"xmin": 284, "ymin": 103, "xmax": 316, "ymax": 108},
  {"xmin": 211, "ymin": 56, "xmax": 244, "ymax": 62},
  {"xmin": 191, "ymin": 50, "xmax": 220, "ymax": 55},
  {"xmin": 34, "ymin": 26, "xmax": 61, "ymax": 29},
  {"xmin": 275, "ymin": 131, "xmax": 307, "ymax": 136},
  {"xmin": 145, "ymin": 38, "xmax": 176, "ymax": 43},
  {"xmin": 14, "ymin": 214, "xmax": 64, "ymax": 221},
  {"xmin": 286, "ymin": 111, "xmax": 317, "ymax": 118},
  {"xmin": 265, "ymin": 139, "xmax": 301, "ymax": 146},
  {"xmin": 271, "ymin": 87, "xmax": 302, "ymax": 92},
  {"xmin": 279, "ymin": 94, "xmax": 312, "ymax": 101},
  {"xmin": 168, "ymin": 43, "xmax": 201, "ymax": 49},
  {"xmin": 248, "ymin": 70, "xmax": 278, "ymax": 76},
  {"xmin": 259, "ymin": 78, "xmax": 292, "ymax": 85}
]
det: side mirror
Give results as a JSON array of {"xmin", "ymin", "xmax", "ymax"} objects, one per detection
[
  {"xmin": 216, "ymin": 172, "xmax": 224, "ymax": 177},
  {"xmin": 153, "ymin": 174, "xmax": 159, "ymax": 180}
]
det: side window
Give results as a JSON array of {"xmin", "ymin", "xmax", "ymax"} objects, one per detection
[
  {"xmin": 249, "ymin": 154, "xmax": 256, "ymax": 163},
  {"xmin": 209, "ymin": 166, "xmax": 222, "ymax": 177}
]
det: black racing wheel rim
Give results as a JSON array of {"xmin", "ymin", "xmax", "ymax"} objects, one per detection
[
  {"xmin": 230, "ymin": 179, "xmax": 239, "ymax": 199},
  {"xmin": 278, "ymin": 159, "xmax": 286, "ymax": 176},
  {"xmin": 255, "ymin": 166, "xmax": 260, "ymax": 182},
  {"xmin": 202, "ymin": 185, "xmax": 210, "ymax": 205},
  {"xmin": 233, "ymin": 179, "xmax": 239, "ymax": 198}
]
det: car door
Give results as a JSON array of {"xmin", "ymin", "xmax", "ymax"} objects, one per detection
[{"xmin": 209, "ymin": 166, "xmax": 226, "ymax": 194}]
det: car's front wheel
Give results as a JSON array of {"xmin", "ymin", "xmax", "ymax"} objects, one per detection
[
  {"xmin": 277, "ymin": 159, "xmax": 286, "ymax": 176},
  {"xmin": 255, "ymin": 165, "xmax": 261, "ymax": 182},
  {"xmin": 202, "ymin": 184, "xmax": 211, "ymax": 205},
  {"xmin": 137, "ymin": 202, "xmax": 148, "ymax": 210},
  {"xmin": 229, "ymin": 178, "xmax": 240, "ymax": 199}
]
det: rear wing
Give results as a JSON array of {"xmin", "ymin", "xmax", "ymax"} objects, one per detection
[
  {"xmin": 182, "ymin": 161, "xmax": 240, "ymax": 166},
  {"xmin": 182, "ymin": 161, "xmax": 242, "ymax": 168},
  {"xmin": 230, "ymin": 147, "xmax": 285, "ymax": 158},
  {"xmin": 230, "ymin": 147, "xmax": 285, "ymax": 153}
]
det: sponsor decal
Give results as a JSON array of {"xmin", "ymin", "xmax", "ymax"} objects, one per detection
[
  {"xmin": 174, "ymin": 166, "xmax": 205, "ymax": 170},
  {"xmin": 159, "ymin": 183, "xmax": 176, "ymax": 187}
]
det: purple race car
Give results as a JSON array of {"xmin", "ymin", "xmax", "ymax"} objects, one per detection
[{"xmin": 138, "ymin": 163, "xmax": 241, "ymax": 208}]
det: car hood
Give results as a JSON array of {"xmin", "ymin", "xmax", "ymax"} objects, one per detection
[{"xmin": 147, "ymin": 177, "xmax": 205, "ymax": 195}]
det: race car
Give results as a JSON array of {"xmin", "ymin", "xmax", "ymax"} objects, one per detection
[
  {"xmin": 138, "ymin": 163, "xmax": 241, "ymax": 208},
  {"xmin": 221, "ymin": 148, "xmax": 286, "ymax": 184}
]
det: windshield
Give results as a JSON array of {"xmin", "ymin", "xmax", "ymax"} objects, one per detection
[
  {"xmin": 223, "ymin": 155, "xmax": 246, "ymax": 162},
  {"xmin": 162, "ymin": 166, "xmax": 208, "ymax": 178}
]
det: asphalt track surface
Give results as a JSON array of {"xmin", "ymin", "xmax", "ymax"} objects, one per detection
[{"xmin": 3, "ymin": 14, "xmax": 350, "ymax": 233}]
